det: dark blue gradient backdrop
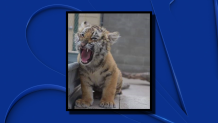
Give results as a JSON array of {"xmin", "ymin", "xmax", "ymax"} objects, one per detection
[{"xmin": 0, "ymin": 0, "xmax": 217, "ymax": 123}]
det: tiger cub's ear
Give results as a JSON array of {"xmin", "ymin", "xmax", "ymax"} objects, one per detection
[
  {"xmin": 81, "ymin": 21, "xmax": 90, "ymax": 28},
  {"xmin": 79, "ymin": 21, "xmax": 91, "ymax": 31},
  {"xmin": 107, "ymin": 31, "xmax": 120, "ymax": 45}
]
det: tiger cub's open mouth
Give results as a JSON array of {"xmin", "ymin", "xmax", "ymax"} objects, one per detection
[{"xmin": 80, "ymin": 48, "xmax": 94, "ymax": 64}]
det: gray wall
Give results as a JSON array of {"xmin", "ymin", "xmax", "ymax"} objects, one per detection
[{"xmin": 103, "ymin": 14, "xmax": 150, "ymax": 73}]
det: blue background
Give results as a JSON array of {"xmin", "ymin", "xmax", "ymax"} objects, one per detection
[{"xmin": 1, "ymin": 0, "xmax": 218, "ymax": 123}]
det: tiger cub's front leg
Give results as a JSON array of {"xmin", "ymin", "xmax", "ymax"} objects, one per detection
[
  {"xmin": 99, "ymin": 70, "xmax": 118, "ymax": 108},
  {"xmin": 75, "ymin": 77, "xmax": 93, "ymax": 108}
]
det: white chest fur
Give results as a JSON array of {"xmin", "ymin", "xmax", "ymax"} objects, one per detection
[{"xmin": 88, "ymin": 68, "xmax": 103, "ymax": 85}]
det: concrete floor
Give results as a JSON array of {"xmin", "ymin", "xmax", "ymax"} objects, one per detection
[{"xmin": 75, "ymin": 78, "xmax": 150, "ymax": 109}]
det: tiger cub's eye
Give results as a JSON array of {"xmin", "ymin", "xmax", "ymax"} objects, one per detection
[
  {"xmin": 80, "ymin": 33, "xmax": 84, "ymax": 37},
  {"xmin": 92, "ymin": 37, "xmax": 97, "ymax": 39}
]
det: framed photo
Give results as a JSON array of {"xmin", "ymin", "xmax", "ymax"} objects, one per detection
[{"xmin": 67, "ymin": 12, "xmax": 153, "ymax": 111}]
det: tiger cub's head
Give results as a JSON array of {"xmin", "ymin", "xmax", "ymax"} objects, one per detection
[{"xmin": 74, "ymin": 21, "xmax": 120, "ymax": 65}]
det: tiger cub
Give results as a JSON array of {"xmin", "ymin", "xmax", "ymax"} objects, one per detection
[{"xmin": 74, "ymin": 21, "xmax": 123, "ymax": 108}]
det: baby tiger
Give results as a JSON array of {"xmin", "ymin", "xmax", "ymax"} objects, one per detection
[{"xmin": 74, "ymin": 21, "xmax": 123, "ymax": 108}]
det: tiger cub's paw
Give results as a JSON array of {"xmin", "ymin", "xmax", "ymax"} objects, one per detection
[
  {"xmin": 75, "ymin": 99, "xmax": 93, "ymax": 108},
  {"xmin": 99, "ymin": 99, "xmax": 116, "ymax": 109}
]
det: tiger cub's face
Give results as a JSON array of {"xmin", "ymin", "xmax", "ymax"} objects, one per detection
[{"xmin": 74, "ymin": 21, "xmax": 120, "ymax": 65}]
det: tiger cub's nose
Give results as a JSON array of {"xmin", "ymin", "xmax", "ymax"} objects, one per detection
[{"xmin": 81, "ymin": 42, "xmax": 86, "ymax": 47}]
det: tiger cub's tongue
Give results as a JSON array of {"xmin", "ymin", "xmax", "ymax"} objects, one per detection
[{"xmin": 81, "ymin": 49, "xmax": 91, "ymax": 63}]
